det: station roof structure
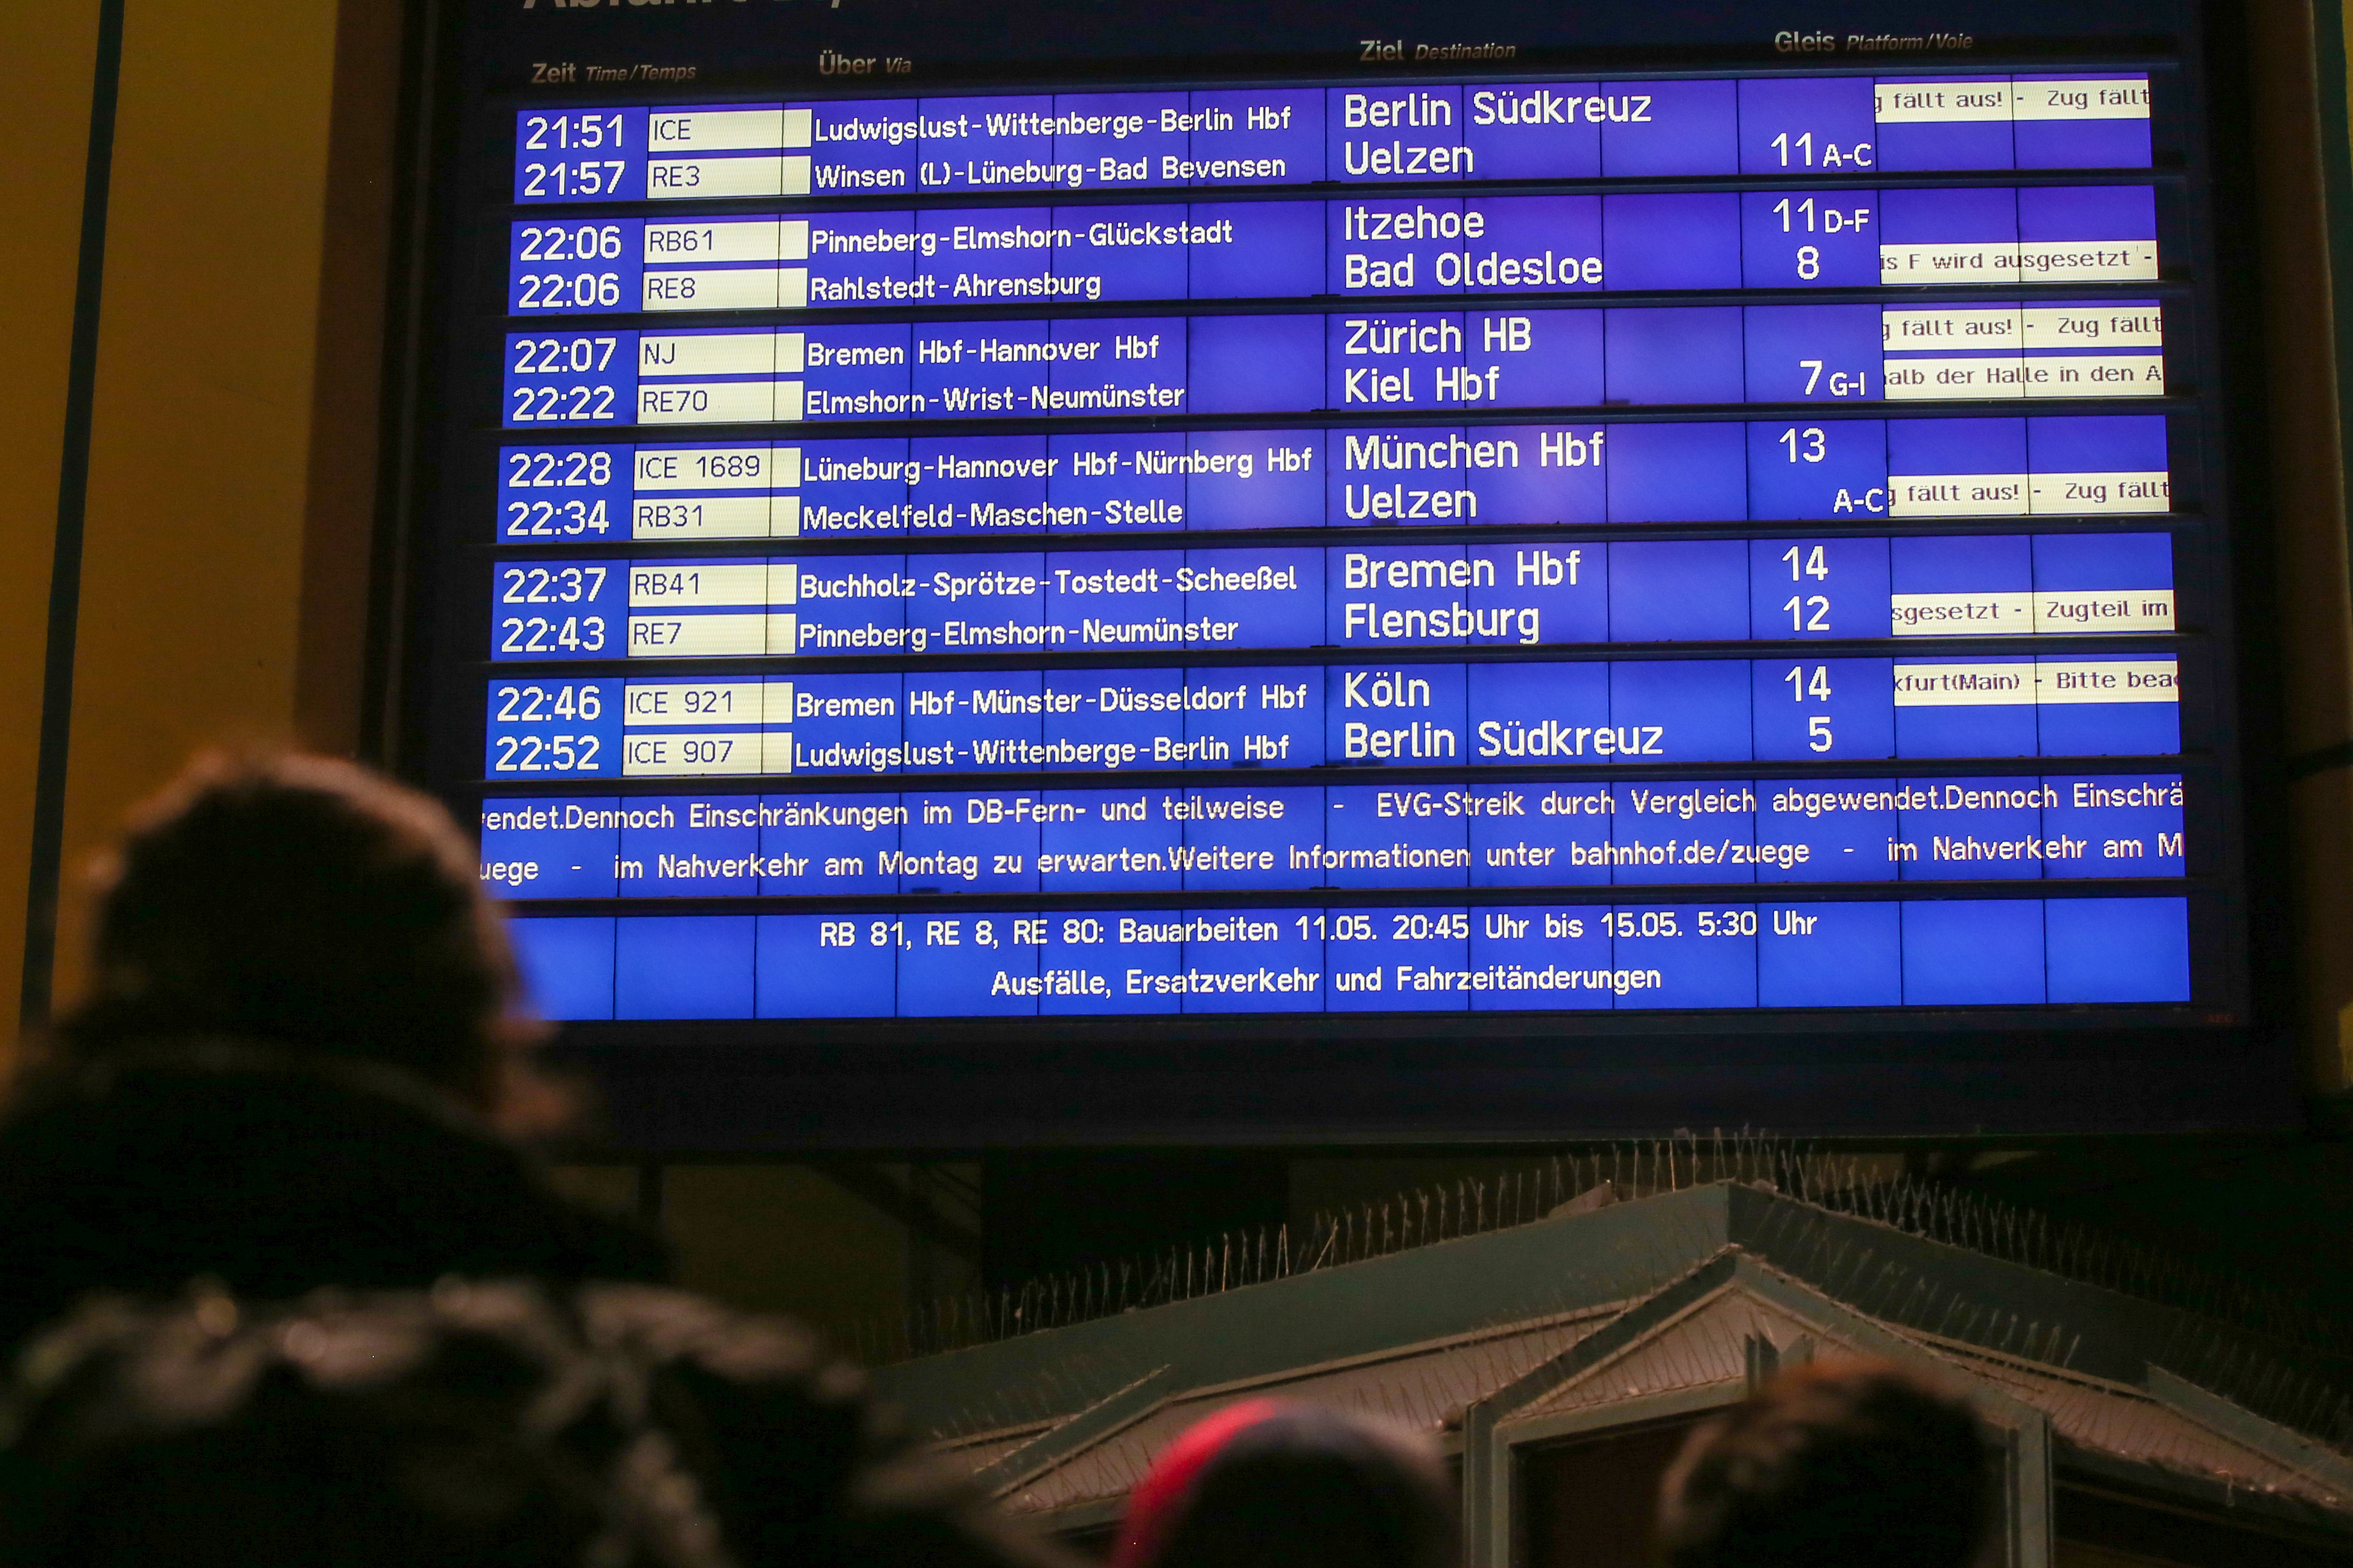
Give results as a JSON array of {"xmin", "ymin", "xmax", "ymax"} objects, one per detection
[{"xmin": 873, "ymin": 1166, "xmax": 2353, "ymax": 1558}]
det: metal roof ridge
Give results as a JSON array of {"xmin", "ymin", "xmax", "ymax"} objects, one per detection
[
  {"xmin": 973, "ymin": 1364, "xmax": 1179, "ymax": 1501},
  {"xmin": 875, "ymin": 1181, "xmax": 1737, "ymax": 1436},
  {"xmin": 2145, "ymin": 1367, "xmax": 2353, "ymax": 1500},
  {"xmin": 1724, "ymin": 1182, "xmax": 2353, "ymax": 1424}
]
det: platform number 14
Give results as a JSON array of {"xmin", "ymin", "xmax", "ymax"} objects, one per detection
[{"xmin": 1781, "ymin": 545, "xmax": 1829, "ymax": 633}]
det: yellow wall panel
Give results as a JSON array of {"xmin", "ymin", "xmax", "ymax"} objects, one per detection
[
  {"xmin": 47, "ymin": 0, "xmax": 345, "ymax": 1014},
  {"xmin": 0, "ymin": 3, "xmax": 99, "ymax": 1067}
]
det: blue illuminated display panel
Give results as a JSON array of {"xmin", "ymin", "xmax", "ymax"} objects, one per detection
[{"xmin": 411, "ymin": 0, "xmax": 2254, "ymax": 1128}]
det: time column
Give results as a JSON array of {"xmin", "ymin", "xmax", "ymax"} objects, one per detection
[
  {"xmin": 515, "ymin": 108, "xmax": 647, "ymax": 202},
  {"xmin": 487, "ymin": 98, "xmax": 640, "ymax": 783}
]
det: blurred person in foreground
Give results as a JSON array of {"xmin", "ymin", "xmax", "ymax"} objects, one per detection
[
  {"xmin": 0, "ymin": 751, "xmax": 657, "ymax": 1357},
  {"xmin": 0, "ymin": 750, "xmax": 1070, "ymax": 1568},
  {"xmin": 1658, "ymin": 1359, "xmax": 2000, "ymax": 1568},
  {"xmin": 0, "ymin": 1282, "xmax": 1049, "ymax": 1568},
  {"xmin": 1111, "ymin": 1399, "xmax": 1456, "ymax": 1568}
]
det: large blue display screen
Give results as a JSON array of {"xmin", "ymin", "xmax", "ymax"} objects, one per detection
[{"xmin": 417, "ymin": 0, "xmax": 2244, "ymax": 1079}]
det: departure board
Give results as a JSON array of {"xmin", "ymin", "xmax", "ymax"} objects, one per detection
[{"xmin": 404, "ymin": 0, "xmax": 2277, "ymax": 1135}]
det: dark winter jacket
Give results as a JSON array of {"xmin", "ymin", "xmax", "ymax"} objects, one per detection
[
  {"xmin": 0, "ymin": 1283, "xmax": 1072, "ymax": 1568},
  {"xmin": 0, "ymin": 1040, "xmax": 663, "ymax": 1357},
  {"xmin": 0, "ymin": 1043, "xmax": 1070, "ymax": 1568}
]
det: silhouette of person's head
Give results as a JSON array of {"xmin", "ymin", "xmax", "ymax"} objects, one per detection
[
  {"xmin": 55, "ymin": 751, "xmax": 542, "ymax": 1121},
  {"xmin": 1658, "ymin": 1359, "xmax": 1999, "ymax": 1568},
  {"xmin": 1113, "ymin": 1400, "xmax": 1456, "ymax": 1568}
]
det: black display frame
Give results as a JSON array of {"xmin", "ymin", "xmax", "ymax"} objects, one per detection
[{"xmin": 378, "ymin": 0, "xmax": 2300, "ymax": 1147}]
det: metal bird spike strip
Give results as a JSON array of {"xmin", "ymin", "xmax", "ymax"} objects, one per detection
[{"xmin": 851, "ymin": 1131, "xmax": 2353, "ymax": 1450}]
